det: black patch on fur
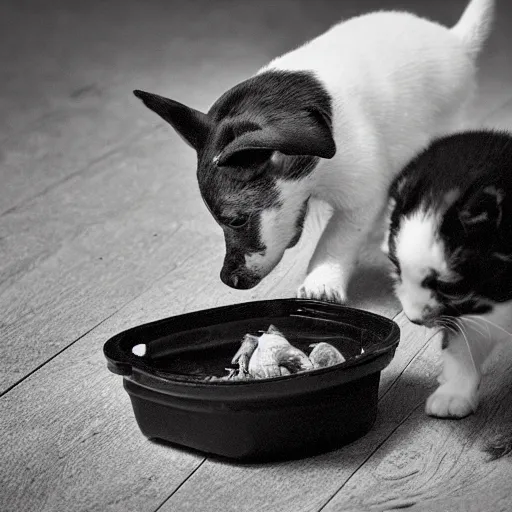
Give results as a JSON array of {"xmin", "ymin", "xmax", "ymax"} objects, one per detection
[
  {"xmin": 288, "ymin": 198, "xmax": 310, "ymax": 249},
  {"xmin": 135, "ymin": 71, "xmax": 334, "ymax": 288},
  {"xmin": 206, "ymin": 70, "xmax": 334, "ymax": 163},
  {"xmin": 198, "ymin": 71, "xmax": 332, "ymax": 285},
  {"xmin": 441, "ymin": 330, "xmax": 450, "ymax": 350},
  {"xmin": 133, "ymin": 90, "xmax": 211, "ymax": 149},
  {"xmin": 388, "ymin": 130, "xmax": 512, "ymax": 314},
  {"xmin": 198, "ymin": 70, "xmax": 334, "ymax": 212}
]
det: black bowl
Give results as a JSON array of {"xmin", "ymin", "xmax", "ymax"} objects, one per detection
[{"xmin": 103, "ymin": 299, "xmax": 400, "ymax": 462}]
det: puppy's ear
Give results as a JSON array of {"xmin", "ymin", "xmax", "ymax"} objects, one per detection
[
  {"xmin": 215, "ymin": 109, "xmax": 336, "ymax": 166},
  {"xmin": 459, "ymin": 186, "xmax": 504, "ymax": 233},
  {"xmin": 133, "ymin": 90, "xmax": 211, "ymax": 151}
]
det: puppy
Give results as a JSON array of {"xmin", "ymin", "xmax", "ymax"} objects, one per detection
[{"xmin": 134, "ymin": 0, "xmax": 495, "ymax": 303}]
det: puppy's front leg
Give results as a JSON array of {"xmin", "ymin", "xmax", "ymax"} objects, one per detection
[{"xmin": 298, "ymin": 204, "xmax": 378, "ymax": 303}]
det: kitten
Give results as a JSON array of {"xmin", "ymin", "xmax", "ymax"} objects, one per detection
[{"xmin": 383, "ymin": 130, "xmax": 512, "ymax": 425}]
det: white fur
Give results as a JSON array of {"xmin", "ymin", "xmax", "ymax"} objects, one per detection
[
  {"xmin": 394, "ymin": 212, "xmax": 451, "ymax": 322},
  {"xmin": 452, "ymin": 0, "xmax": 495, "ymax": 58},
  {"xmin": 245, "ymin": 177, "xmax": 312, "ymax": 276},
  {"xmin": 427, "ymin": 303, "xmax": 512, "ymax": 418},
  {"xmin": 257, "ymin": 0, "xmax": 495, "ymax": 301}
]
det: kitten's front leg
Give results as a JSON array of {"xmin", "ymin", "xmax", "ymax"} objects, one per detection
[
  {"xmin": 297, "ymin": 205, "xmax": 379, "ymax": 303},
  {"xmin": 426, "ymin": 330, "xmax": 481, "ymax": 418},
  {"xmin": 426, "ymin": 319, "xmax": 502, "ymax": 419}
]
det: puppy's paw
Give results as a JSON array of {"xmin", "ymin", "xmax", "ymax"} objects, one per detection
[
  {"xmin": 297, "ymin": 269, "xmax": 347, "ymax": 304},
  {"xmin": 425, "ymin": 384, "xmax": 478, "ymax": 419},
  {"xmin": 380, "ymin": 236, "xmax": 389, "ymax": 255}
]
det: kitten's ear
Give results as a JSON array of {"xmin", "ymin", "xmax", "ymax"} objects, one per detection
[
  {"xmin": 459, "ymin": 186, "xmax": 504, "ymax": 232},
  {"xmin": 133, "ymin": 90, "xmax": 212, "ymax": 151}
]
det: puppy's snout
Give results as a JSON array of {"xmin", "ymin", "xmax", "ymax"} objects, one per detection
[
  {"xmin": 220, "ymin": 264, "xmax": 260, "ymax": 290},
  {"xmin": 220, "ymin": 267, "xmax": 237, "ymax": 288},
  {"xmin": 220, "ymin": 269, "xmax": 240, "ymax": 289},
  {"xmin": 220, "ymin": 263, "xmax": 251, "ymax": 289}
]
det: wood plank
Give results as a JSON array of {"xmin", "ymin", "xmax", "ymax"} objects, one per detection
[
  {"xmin": 0, "ymin": 233, "xmax": 304, "ymax": 511},
  {"xmin": 320, "ymin": 341, "xmax": 512, "ymax": 512},
  {"xmin": 156, "ymin": 316, "xmax": 440, "ymax": 512},
  {"xmin": 0, "ymin": 128, "xmax": 212, "ymax": 393},
  {"xmin": 2, "ymin": 1, "xmax": 512, "ymax": 511},
  {"xmin": 0, "ymin": 293, "xmax": 208, "ymax": 512}
]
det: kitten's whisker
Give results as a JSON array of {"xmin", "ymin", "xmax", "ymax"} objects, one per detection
[
  {"xmin": 460, "ymin": 317, "xmax": 487, "ymax": 338},
  {"xmin": 467, "ymin": 315, "xmax": 512, "ymax": 339},
  {"xmin": 438, "ymin": 317, "xmax": 459, "ymax": 336},
  {"xmin": 454, "ymin": 318, "xmax": 478, "ymax": 375}
]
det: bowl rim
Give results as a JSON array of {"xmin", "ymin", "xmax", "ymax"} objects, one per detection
[{"xmin": 104, "ymin": 298, "xmax": 400, "ymax": 394}]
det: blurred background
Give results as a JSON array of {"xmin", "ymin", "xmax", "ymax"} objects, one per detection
[{"xmin": 1, "ymin": 0, "xmax": 510, "ymax": 215}]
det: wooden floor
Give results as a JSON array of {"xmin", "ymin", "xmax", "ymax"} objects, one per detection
[{"xmin": 2, "ymin": 1, "xmax": 512, "ymax": 510}]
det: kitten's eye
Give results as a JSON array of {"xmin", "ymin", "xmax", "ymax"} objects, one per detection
[
  {"xmin": 227, "ymin": 215, "xmax": 250, "ymax": 229},
  {"xmin": 422, "ymin": 274, "xmax": 438, "ymax": 290},
  {"xmin": 435, "ymin": 281, "xmax": 463, "ymax": 300}
]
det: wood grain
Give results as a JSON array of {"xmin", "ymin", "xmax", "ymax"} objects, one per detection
[
  {"xmin": 0, "ymin": 305, "xmax": 204, "ymax": 512},
  {"xmin": 0, "ymin": 127, "xmax": 210, "ymax": 392},
  {"xmin": 320, "ymin": 343, "xmax": 512, "ymax": 512},
  {"xmin": 0, "ymin": 235, "xmax": 298, "ymax": 511}
]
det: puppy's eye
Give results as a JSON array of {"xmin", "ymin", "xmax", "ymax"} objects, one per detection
[{"xmin": 227, "ymin": 215, "xmax": 250, "ymax": 229}]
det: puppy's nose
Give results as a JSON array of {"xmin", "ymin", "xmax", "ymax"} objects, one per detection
[{"xmin": 220, "ymin": 268, "xmax": 241, "ymax": 289}]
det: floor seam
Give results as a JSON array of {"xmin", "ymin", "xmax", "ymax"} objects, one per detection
[
  {"xmin": 0, "ymin": 124, "xmax": 163, "ymax": 219},
  {"xmin": 0, "ymin": 228, "xmax": 195, "ymax": 398},
  {"xmin": 153, "ymin": 458, "xmax": 207, "ymax": 512}
]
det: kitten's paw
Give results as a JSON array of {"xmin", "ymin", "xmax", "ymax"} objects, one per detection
[
  {"xmin": 297, "ymin": 271, "xmax": 347, "ymax": 304},
  {"xmin": 425, "ymin": 384, "xmax": 478, "ymax": 419}
]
